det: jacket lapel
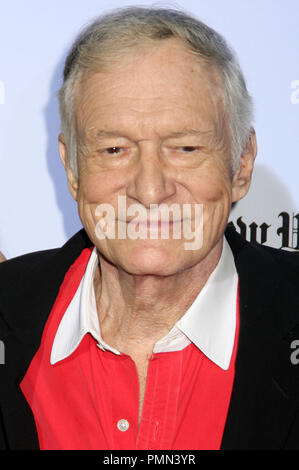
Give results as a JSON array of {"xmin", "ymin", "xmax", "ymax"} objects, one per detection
[
  {"xmin": 0, "ymin": 229, "xmax": 92, "ymax": 449},
  {"xmin": 221, "ymin": 226, "xmax": 299, "ymax": 449},
  {"xmin": 2, "ymin": 227, "xmax": 298, "ymax": 449}
]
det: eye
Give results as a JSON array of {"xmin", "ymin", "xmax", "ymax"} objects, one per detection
[
  {"xmin": 180, "ymin": 146, "xmax": 197, "ymax": 152},
  {"xmin": 104, "ymin": 146, "xmax": 123, "ymax": 155}
]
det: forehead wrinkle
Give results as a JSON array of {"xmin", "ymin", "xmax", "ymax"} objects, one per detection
[
  {"xmin": 75, "ymin": 60, "xmax": 224, "ymax": 119},
  {"xmin": 77, "ymin": 91, "xmax": 223, "ymax": 140},
  {"xmin": 76, "ymin": 52, "xmax": 221, "ymax": 109},
  {"xmin": 83, "ymin": 126, "xmax": 215, "ymax": 143},
  {"xmin": 74, "ymin": 43, "xmax": 228, "ymax": 152}
]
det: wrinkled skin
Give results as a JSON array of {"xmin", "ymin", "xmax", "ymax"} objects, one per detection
[{"xmin": 59, "ymin": 38, "xmax": 257, "ymax": 353}]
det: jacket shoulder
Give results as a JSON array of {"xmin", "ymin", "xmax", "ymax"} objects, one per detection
[
  {"xmin": 0, "ymin": 228, "xmax": 91, "ymax": 283},
  {"xmin": 0, "ymin": 229, "xmax": 92, "ymax": 352},
  {"xmin": 0, "ymin": 248, "xmax": 59, "ymax": 289},
  {"xmin": 226, "ymin": 223, "xmax": 299, "ymax": 277}
]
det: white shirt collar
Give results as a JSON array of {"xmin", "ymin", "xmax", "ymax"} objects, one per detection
[{"xmin": 50, "ymin": 237, "xmax": 238, "ymax": 370}]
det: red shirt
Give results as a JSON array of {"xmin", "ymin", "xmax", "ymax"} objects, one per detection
[{"xmin": 20, "ymin": 247, "xmax": 239, "ymax": 450}]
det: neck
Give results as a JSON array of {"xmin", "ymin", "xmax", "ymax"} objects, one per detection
[{"xmin": 94, "ymin": 239, "xmax": 223, "ymax": 355}]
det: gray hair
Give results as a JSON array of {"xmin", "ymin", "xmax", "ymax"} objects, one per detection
[{"xmin": 58, "ymin": 6, "xmax": 254, "ymax": 177}]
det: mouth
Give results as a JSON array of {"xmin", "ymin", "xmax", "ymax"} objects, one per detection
[{"xmin": 120, "ymin": 219, "xmax": 183, "ymax": 228}]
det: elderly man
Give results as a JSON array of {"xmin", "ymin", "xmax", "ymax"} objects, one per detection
[{"xmin": 0, "ymin": 7, "xmax": 299, "ymax": 451}]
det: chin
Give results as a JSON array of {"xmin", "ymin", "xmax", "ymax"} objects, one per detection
[{"xmin": 118, "ymin": 244, "xmax": 185, "ymax": 276}]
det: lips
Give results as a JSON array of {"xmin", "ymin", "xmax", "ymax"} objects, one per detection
[{"xmin": 122, "ymin": 219, "xmax": 181, "ymax": 226}]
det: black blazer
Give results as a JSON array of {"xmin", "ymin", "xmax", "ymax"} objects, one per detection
[{"xmin": 0, "ymin": 224, "xmax": 299, "ymax": 450}]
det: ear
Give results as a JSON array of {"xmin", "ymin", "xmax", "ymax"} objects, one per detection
[
  {"xmin": 231, "ymin": 128, "xmax": 257, "ymax": 203},
  {"xmin": 58, "ymin": 133, "xmax": 79, "ymax": 201}
]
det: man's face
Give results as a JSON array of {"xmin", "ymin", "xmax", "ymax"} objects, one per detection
[{"xmin": 60, "ymin": 38, "xmax": 256, "ymax": 276}]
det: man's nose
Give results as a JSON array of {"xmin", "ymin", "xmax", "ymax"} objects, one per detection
[{"xmin": 126, "ymin": 144, "xmax": 176, "ymax": 208}]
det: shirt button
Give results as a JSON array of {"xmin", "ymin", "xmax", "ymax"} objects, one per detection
[{"xmin": 117, "ymin": 419, "xmax": 130, "ymax": 432}]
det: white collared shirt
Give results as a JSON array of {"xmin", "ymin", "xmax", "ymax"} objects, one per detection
[{"xmin": 50, "ymin": 237, "xmax": 238, "ymax": 370}]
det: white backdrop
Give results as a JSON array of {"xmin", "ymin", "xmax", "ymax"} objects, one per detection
[{"xmin": 0, "ymin": 0, "xmax": 298, "ymax": 259}]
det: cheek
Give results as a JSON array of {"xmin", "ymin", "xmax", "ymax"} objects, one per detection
[
  {"xmin": 194, "ymin": 174, "xmax": 232, "ymax": 205},
  {"xmin": 77, "ymin": 170, "xmax": 119, "ymax": 205},
  {"xmin": 186, "ymin": 158, "xmax": 233, "ymax": 205},
  {"xmin": 204, "ymin": 183, "xmax": 227, "ymax": 203},
  {"xmin": 190, "ymin": 171, "xmax": 232, "ymax": 240},
  {"xmin": 79, "ymin": 179, "xmax": 104, "ymax": 204},
  {"xmin": 76, "ymin": 175, "xmax": 112, "ymax": 234}
]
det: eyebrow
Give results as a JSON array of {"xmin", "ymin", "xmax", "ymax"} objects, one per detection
[
  {"xmin": 165, "ymin": 128, "xmax": 210, "ymax": 138},
  {"xmin": 86, "ymin": 127, "xmax": 211, "ymax": 140},
  {"xmin": 86, "ymin": 129, "xmax": 125, "ymax": 139}
]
